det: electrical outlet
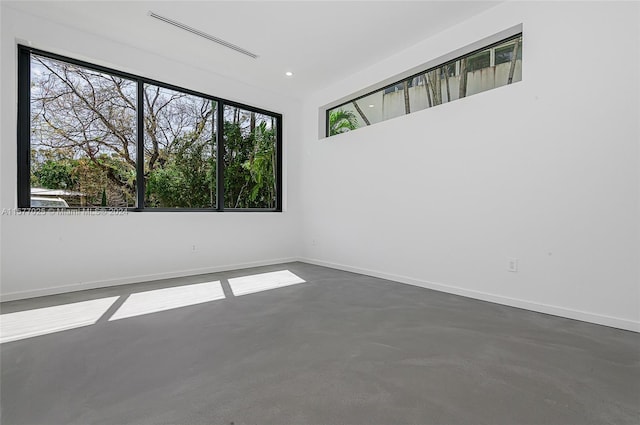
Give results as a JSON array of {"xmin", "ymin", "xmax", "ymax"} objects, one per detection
[{"xmin": 507, "ymin": 257, "xmax": 518, "ymax": 272}]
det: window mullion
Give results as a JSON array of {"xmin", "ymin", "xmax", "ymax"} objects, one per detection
[
  {"xmin": 136, "ymin": 80, "xmax": 145, "ymax": 210},
  {"xmin": 276, "ymin": 116, "xmax": 283, "ymax": 212},
  {"xmin": 216, "ymin": 101, "xmax": 225, "ymax": 211}
]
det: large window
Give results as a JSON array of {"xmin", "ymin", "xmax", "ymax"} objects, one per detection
[
  {"xmin": 18, "ymin": 46, "xmax": 282, "ymax": 211},
  {"xmin": 326, "ymin": 33, "xmax": 522, "ymax": 137}
]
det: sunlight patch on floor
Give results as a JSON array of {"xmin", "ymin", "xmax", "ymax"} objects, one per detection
[
  {"xmin": 229, "ymin": 270, "xmax": 306, "ymax": 296},
  {"xmin": 0, "ymin": 297, "xmax": 120, "ymax": 344},
  {"xmin": 109, "ymin": 281, "xmax": 225, "ymax": 321}
]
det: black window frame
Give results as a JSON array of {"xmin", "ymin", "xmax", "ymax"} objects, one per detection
[{"xmin": 17, "ymin": 45, "xmax": 283, "ymax": 212}]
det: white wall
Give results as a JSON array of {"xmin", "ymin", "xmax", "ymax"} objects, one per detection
[
  {"xmin": 300, "ymin": 1, "xmax": 640, "ymax": 331},
  {"xmin": 0, "ymin": 6, "xmax": 303, "ymax": 300},
  {"xmin": 2, "ymin": 2, "xmax": 638, "ymax": 333}
]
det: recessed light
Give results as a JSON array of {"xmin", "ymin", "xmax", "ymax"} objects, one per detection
[
  {"xmin": 285, "ymin": 71, "xmax": 294, "ymax": 77},
  {"xmin": 368, "ymin": 104, "xmax": 375, "ymax": 108}
]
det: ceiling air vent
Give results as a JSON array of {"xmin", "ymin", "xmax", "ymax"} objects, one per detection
[{"xmin": 148, "ymin": 11, "xmax": 259, "ymax": 59}]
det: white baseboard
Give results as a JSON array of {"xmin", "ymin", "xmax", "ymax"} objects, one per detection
[
  {"xmin": 0, "ymin": 257, "xmax": 298, "ymax": 302},
  {"xmin": 4, "ymin": 255, "xmax": 638, "ymax": 333},
  {"xmin": 298, "ymin": 257, "xmax": 640, "ymax": 333}
]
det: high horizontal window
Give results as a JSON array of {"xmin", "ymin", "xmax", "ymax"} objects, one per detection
[
  {"xmin": 326, "ymin": 33, "xmax": 522, "ymax": 137},
  {"xmin": 18, "ymin": 46, "xmax": 282, "ymax": 211}
]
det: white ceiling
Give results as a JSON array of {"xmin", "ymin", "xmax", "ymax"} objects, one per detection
[{"xmin": 5, "ymin": 1, "xmax": 501, "ymax": 99}]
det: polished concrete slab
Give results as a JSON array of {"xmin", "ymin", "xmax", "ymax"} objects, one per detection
[{"xmin": 1, "ymin": 262, "xmax": 639, "ymax": 425}]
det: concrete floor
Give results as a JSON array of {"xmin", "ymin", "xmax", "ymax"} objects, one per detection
[{"xmin": 1, "ymin": 262, "xmax": 639, "ymax": 425}]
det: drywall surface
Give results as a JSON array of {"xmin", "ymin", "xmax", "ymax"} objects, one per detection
[
  {"xmin": 0, "ymin": 6, "xmax": 303, "ymax": 300},
  {"xmin": 300, "ymin": 1, "xmax": 640, "ymax": 331}
]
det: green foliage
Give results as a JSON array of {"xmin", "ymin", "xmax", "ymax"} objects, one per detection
[
  {"xmin": 145, "ymin": 133, "xmax": 216, "ymax": 208},
  {"xmin": 29, "ymin": 55, "xmax": 277, "ymax": 209},
  {"xmin": 223, "ymin": 120, "xmax": 251, "ymax": 208},
  {"xmin": 224, "ymin": 119, "xmax": 276, "ymax": 209},
  {"xmin": 31, "ymin": 150, "xmax": 136, "ymax": 207},
  {"xmin": 145, "ymin": 118, "xmax": 275, "ymax": 210},
  {"xmin": 30, "ymin": 121, "xmax": 275, "ymax": 209},
  {"xmin": 243, "ymin": 122, "xmax": 276, "ymax": 205},
  {"xmin": 329, "ymin": 109, "xmax": 359, "ymax": 136},
  {"xmin": 73, "ymin": 156, "xmax": 136, "ymax": 206},
  {"xmin": 33, "ymin": 159, "xmax": 78, "ymax": 190}
]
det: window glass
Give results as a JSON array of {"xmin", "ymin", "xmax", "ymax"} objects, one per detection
[
  {"xmin": 466, "ymin": 50, "xmax": 491, "ymax": 72},
  {"xmin": 326, "ymin": 34, "xmax": 522, "ymax": 138},
  {"xmin": 328, "ymin": 105, "xmax": 361, "ymax": 136},
  {"xmin": 143, "ymin": 84, "xmax": 216, "ymax": 208},
  {"xmin": 30, "ymin": 54, "xmax": 137, "ymax": 207},
  {"xmin": 495, "ymin": 40, "xmax": 522, "ymax": 65},
  {"xmin": 20, "ymin": 47, "xmax": 282, "ymax": 211},
  {"xmin": 442, "ymin": 62, "xmax": 457, "ymax": 77},
  {"xmin": 358, "ymin": 90, "xmax": 396, "ymax": 124},
  {"xmin": 407, "ymin": 75, "xmax": 428, "ymax": 113},
  {"xmin": 223, "ymin": 106, "xmax": 277, "ymax": 209}
]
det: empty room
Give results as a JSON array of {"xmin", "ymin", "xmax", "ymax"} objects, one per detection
[{"xmin": 1, "ymin": 1, "xmax": 639, "ymax": 424}]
